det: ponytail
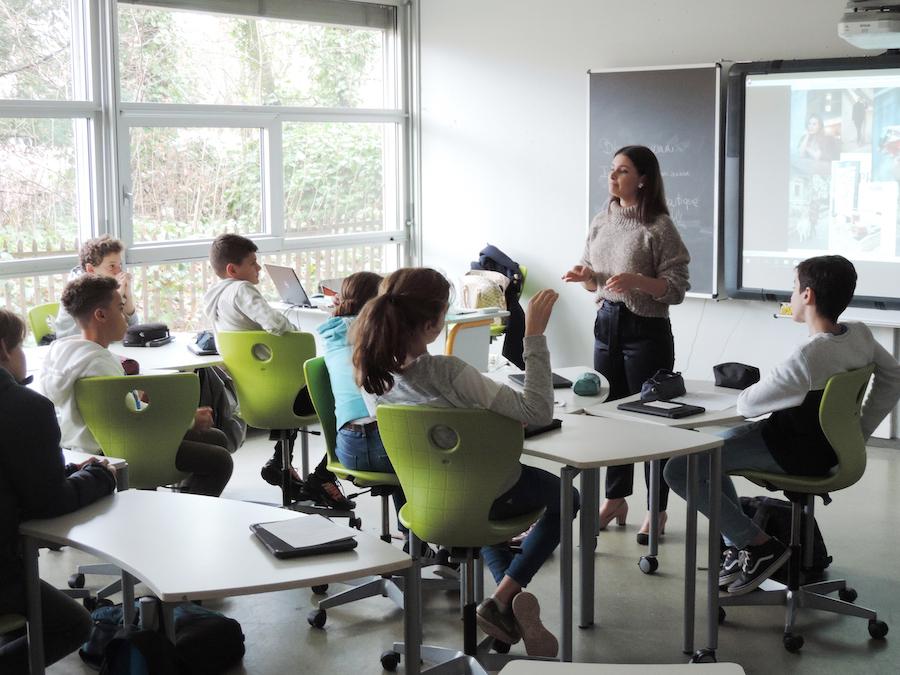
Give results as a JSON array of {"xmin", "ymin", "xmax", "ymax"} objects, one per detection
[{"xmin": 352, "ymin": 268, "xmax": 450, "ymax": 396}]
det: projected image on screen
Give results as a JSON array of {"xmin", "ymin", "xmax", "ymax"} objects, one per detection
[{"xmin": 741, "ymin": 69, "xmax": 900, "ymax": 299}]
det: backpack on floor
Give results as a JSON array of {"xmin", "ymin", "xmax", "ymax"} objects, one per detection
[
  {"xmin": 100, "ymin": 625, "xmax": 177, "ymax": 675},
  {"xmin": 739, "ymin": 495, "xmax": 833, "ymax": 584}
]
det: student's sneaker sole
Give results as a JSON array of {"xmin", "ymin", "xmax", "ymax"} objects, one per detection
[
  {"xmin": 511, "ymin": 592, "xmax": 558, "ymax": 658},
  {"xmin": 726, "ymin": 547, "xmax": 792, "ymax": 596},
  {"xmin": 475, "ymin": 600, "xmax": 520, "ymax": 645}
]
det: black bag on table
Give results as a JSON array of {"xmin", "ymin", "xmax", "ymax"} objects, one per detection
[{"xmin": 737, "ymin": 495, "xmax": 833, "ymax": 584}]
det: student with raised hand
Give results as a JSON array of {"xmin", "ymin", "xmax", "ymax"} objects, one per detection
[
  {"xmin": 563, "ymin": 144, "xmax": 690, "ymax": 545},
  {"xmin": 352, "ymin": 267, "xmax": 576, "ymax": 658},
  {"xmin": 203, "ymin": 233, "xmax": 354, "ymax": 510},
  {"xmin": 54, "ymin": 235, "xmax": 139, "ymax": 339},
  {"xmin": 0, "ymin": 309, "xmax": 117, "ymax": 673},
  {"xmin": 665, "ymin": 256, "xmax": 900, "ymax": 595},
  {"xmin": 40, "ymin": 275, "xmax": 233, "ymax": 497}
]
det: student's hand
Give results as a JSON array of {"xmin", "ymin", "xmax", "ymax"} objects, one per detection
[
  {"xmin": 604, "ymin": 273, "xmax": 644, "ymax": 294},
  {"xmin": 76, "ymin": 457, "xmax": 116, "ymax": 478},
  {"xmin": 116, "ymin": 271, "xmax": 131, "ymax": 295},
  {"xmin": 562, "ymin": 265, "xmax": 594, "ymax": 284},
  {"xmin": 524, "ymin": 289, "xmax": 559, "ymax": 337},
  {"xmin": 193, "ymin": 406, "xmax": 214, "ymax": 431}
]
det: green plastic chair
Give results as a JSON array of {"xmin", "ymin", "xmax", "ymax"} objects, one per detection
[
  {"xmin": 75, "ymin": 373, "xmax": 197, "ymax": 490},
  {"xmin": 490, "ymin": 264, "xmax": 526, "ymax": 339},
  {"xmin": 377, "ymin": 405, "xmax": 544, "ymax": 673},
  {"xmin": 216, "ymin": 331, "xmax": 319, "ymax": 507},
  {"xmin": 722, "ymin": 365, "xmax": 888, "ymax": 651},
  {"xmin": 28, "ymin": 302, "xmax": 59, "ymax": 343}
]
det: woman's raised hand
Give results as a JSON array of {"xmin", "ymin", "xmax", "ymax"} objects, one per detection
[
  {"xmin": 524, "ymin": 289, "xmax": 559, "ymax": 337},
  {"xmin": 562, "ymin": 265, "xmax": 593, "ymax": 283}
]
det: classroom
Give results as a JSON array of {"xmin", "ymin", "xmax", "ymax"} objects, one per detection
[{"xmin": 2, "ymin": 0, "xmax": 900, "ymax": 674}]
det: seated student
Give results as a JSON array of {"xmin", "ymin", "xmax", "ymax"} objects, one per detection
[
  {"xmin": 40, "ymin": 276, "xmax": 233, "ymax": 497},
  {"xmin": 353, "ymin": 267, "xmax": 577, "ymax": 658},
  {"xmin": 54, "ymin": 235, "xmax": 139, "ymax": 339},
  {"xmin": 203, "ymin": 233, "xmax": 353, "ymax": 510},
  {"xmin": 0, "ymin": 309, "xmax": 117, "ymax": 673},
  {"xmin": 665, "ymin": 255, "xmax": 900, "ymax": 595}
]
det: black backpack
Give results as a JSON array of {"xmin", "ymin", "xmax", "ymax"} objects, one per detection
[
  {"xmin": 471, "ymin": 244, "xmax": 526, "ymax": 368},
  {"xmin": 739, "ymin": 495, "xmax": 833, "ymax": 584}
]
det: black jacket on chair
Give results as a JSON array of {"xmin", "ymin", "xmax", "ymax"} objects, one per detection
[
  {"xmin": 0, "ymin": 368, "xmax": 116, "ymax": 589},
  {"xmin": 471, "ymin": 244, "xmax": 526, "ymax": 369}
]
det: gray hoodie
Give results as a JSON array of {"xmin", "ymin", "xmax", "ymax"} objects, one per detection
[
  {"xmin": 38, "ymin": 337, "xmax": 124, "ymax": 452},
  {"xmin": 202, "ymin": 278, "xmax": 295, "ymax": 334}
]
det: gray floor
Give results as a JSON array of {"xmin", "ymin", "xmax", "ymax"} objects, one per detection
[{"xmin": 45, "ymin": 429, "xmax": 899, "ymax": 674}]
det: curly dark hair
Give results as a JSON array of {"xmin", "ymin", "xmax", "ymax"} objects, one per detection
[
  {"xmin": 79, "ymin": 235, "xmax": 124, "ymax": 271},
  {"xmin": 61, "ymin": 275, "xmax": 120, "ymax": 326}
]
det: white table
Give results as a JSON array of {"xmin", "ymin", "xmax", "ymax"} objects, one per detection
[
  {"xmin": 583, "ymin": 380, "xmax": 743, "ymax": 429},
  {"xmin": 520, "ymin": 414, "xmax": 724, "ymax": 662},
  {"xmin": 25, "ymin": 332, "xmax": 223, "ymax": 374},
  {"xmin": 20, "ymin": 491, "xmax": 420, "ymax": 675},
  {"xmin": 499, "ymin": 662, "xmax": 746, "ymax": 674},
  {"xmin": 488, "ymin": 365, "xmax": 609, "ymax": 414}
]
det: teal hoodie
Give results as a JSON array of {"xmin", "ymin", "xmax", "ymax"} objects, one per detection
[{"xmin": 316, "ymin": 315, "xmax": 370, "ymax": 429}]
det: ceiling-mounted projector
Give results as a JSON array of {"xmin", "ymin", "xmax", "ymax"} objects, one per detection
[{"xmin": 839, "ymin": 1, "xmax": 900, "ymax": 49}]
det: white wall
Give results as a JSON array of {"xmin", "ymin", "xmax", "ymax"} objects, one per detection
[{"xmin": 419, "ymin": 0, "xmax": 898, "ymax": 437}]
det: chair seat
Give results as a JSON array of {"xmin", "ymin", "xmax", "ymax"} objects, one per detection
[
  {"xmin": 0, "ymin": 613, "xmax": 26, "ymax": 634},
  {"xmin": 326, "ymin": 461, "xmax": 400, "ymax": 488},
  {"xmin": 732, "ymin": 469, "xmax": 847, "ymax": 495},
  {"xmin": 398, "ymin": 505, "xmax": 544, "ymax": 548}
]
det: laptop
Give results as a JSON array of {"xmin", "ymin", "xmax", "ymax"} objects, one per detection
[{"xmin": 265, "ymin": 264, "xmax": 314, "ymax": 307}]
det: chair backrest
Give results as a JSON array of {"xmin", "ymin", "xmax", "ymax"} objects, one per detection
[
  {"xmin": 303, "ymin": 357, "xmax": 338, "ymax": 461},
  {"xmin": 216, "ymin": 331, "xmax": 317, "ymax": 430},
  {"xmin": 517, "ymin": 264, "xmax": 528, "ymax": 299},
  {"xmin": 376, "ymin": 404, "xmax": 528, "ymax": 547},
  {"xmin": 28, "ymin": 302, "xmax": 59, "ymax": 342},
  {"xmin": 75, "ymin": 373, "xmax": 198, "ymax": 489},
  {"xmin": 818, "ymin": 364, "xmax": 874, "ymax": 491}
]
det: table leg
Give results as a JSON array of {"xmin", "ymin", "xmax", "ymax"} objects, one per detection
[
  {"xmin": 648, "ymin": 459, "xmax": 660, "ymax": 558},
  {"xmin": 403, "ymin": 545, "xmax": 421, "ymax": 675},
  {"xmin": 300, "ymin": 426, "xmax": 310, "ymax": 480},
  {"xmin": 682, "ymin": 453, "xmax": 698, "ymax": 654},
  {"xmin": 560, "ymin": 465, "xmax": 577, "ymax": 662},
  {"xmin": 24, "ymin": 536, "xmax": 45, "ymax": 675},
  {"xmin": 121, "ymin": 571, "xmax": 135, "ymax": 626},
  {"xmin": 579, "ymin": 468, "xmax": 599, "ymax": 629},
  {"xmin": 706, "ymin": 446, "xmax": 722, "ymax": 652}
]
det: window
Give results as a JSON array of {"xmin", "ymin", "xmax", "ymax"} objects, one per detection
[{"xmin": 0, "ymin": 0, "xmax": 414, "ymax": 331}]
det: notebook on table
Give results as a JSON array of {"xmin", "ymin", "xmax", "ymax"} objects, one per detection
[
  {"xmin": 251, "ymin": 515, "xmax": 358, "ymax": 559},
  {"xmin": 617, "ymin": 400, "xmax": 706, "ymax": 419},
  {"xmin": 265, "ymin": 264, "xmax": 315, "ymax": 308}
]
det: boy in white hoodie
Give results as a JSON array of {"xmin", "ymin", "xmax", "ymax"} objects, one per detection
[
  {"xmin": 40, "ymin": 275, "xmax": 233, "ymax": 496},
  {"xmin": 202, "ymin": 234, "xmax": 353, "ymax": 510}
]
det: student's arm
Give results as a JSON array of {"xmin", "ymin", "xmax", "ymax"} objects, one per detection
[
  {"xmin": 2, "ymin": 393, "xmax": 116, "ymax": 520},
  {"xmin": 736, "ymin": 350, "xmax": 811, "ymax": 419},
  {"xmin": 860, "ymin": 343, "xmax": 900, "ymax": 439},
  {"xmin": 234, "ymin": 283, "xmax": 294, "ymax": 335}
]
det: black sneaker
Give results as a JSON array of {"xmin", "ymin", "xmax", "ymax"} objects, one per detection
[
  {"xmin": 719, "ymin": 546, "xmax": 742, "ymax": 587},
  {"xmin": 726, "ymin": 538, "xmax": 791, "ymax": 596},
  {"xmin": 476, "ymin": 598, "xmax": 521, "ymax": 645},
  {"xmin": 260, "ymin": 458, "xmax": 310, "ymax": 501},
  {"xmin": 305, "ymin": 474, "xmax": 356, "ymax": 510}
]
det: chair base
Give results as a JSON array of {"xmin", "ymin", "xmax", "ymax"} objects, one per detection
[
  {"xmin": 68, "ymin": 563, "xmax": 122, "ymax": 602},
  {"xmin": 386, "ymin": 636, "xmax": 551, "ymax": 675}
]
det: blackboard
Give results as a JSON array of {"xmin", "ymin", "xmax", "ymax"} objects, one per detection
[{"xmin": 588, "ymin": 65, "xmax": 720, "ymax": 297}]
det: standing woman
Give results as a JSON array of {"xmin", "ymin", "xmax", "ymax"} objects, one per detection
[{"xmin": 563, "ymin": 145, "xmax": 690, "ymax": 544}]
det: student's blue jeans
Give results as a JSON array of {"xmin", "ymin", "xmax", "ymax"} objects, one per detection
[
  {"xmin": 664, "ymin": 420, "xmax": 787, "ymax": 549},
  {"xmin": 335, "ymin": 425, "xmax": 407, "ymax": 527},
  {"xmin": 481, "ymin": 465, "xmax": 580, "ymax": 588}
]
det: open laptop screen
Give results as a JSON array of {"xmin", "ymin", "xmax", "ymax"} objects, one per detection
[{"xmin": 264, "ymin": 264, "xmax": 312, "ymax": 307}]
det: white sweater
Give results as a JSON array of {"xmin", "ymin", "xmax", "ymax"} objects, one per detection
[
  {"xmin": 202, "ymin": 278, "xmax": 296, "ymax": 335},
  {"xmin": 38, "ymin": 337, "xmax": 125, "ymax": 453},
  {"xmin": 737, "ymin": 322, "xmax": 900, "ymax": 439}
]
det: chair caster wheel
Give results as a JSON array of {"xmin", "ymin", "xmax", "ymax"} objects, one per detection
[
  {"xmin": 839, "ymin": 587, "xmax": 858, "ymax": 602},
  {"xmin": 638, "ymin": 556, "xmax": 658, "ymax": 574},
  {"xmin": 718, "ymin": 607, "xmax": 726, "ymax": 624},
  {"xmin": 690, "ymin": 648, "xmax": 717, "ymax": 663},
  {"xmin": 783, "ymin": 633, "xmax": 804, "ymax": 652},
  {"xmin": 492, "ymin": 639, "xmax": 511, "ymax": 654},
  {"xmin": 83, "ymin": 596, "xmax": 97, "ymax": 612},
  {"xmin": 307, "ymin": 609, "xmax": 326, "ymax": 629},
  {"xmin": 350, "ymin": 517, "xmax": 363, "ymax": 530},
  {"xmin": 68, "ymin": 573, "xmax": 85, "ymax": 589},
  {"xmin": 868, "ymin": 619, "xmax": 888, "ymax": 639},
  {"xmin": 380, "ymin": 650, "xmax": 400, "ymax": 671},
  {"xmin": 311, "ymin": 584, "xmax": 329, "ymax": 595}
]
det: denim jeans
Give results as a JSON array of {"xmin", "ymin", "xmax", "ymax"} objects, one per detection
[
  {"xmin": 663, "ymin": 420, "xmax": 787, "ymax": 549},
  {"xmin": 593, "ymin": 301, "xmax": 675, "ymax": 509},
  {"xmin": 481, "ymin": 465, "xmax": 580, "ymax": 588},
  {"xmin": 335, "ymin": 426, "xmax": 406, "ymax": 523}
]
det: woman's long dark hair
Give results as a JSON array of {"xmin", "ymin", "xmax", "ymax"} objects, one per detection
[
  {"xmin": 333, "ymin": 271, "xmax": 382, "ymax": 317},
  {"xmin": 352, "ymin": 268, "xmax": 450, "ymax": 396},
  {"xmin": 611, "ymin": 145, "xmax": 669, "ymax": 223}
]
